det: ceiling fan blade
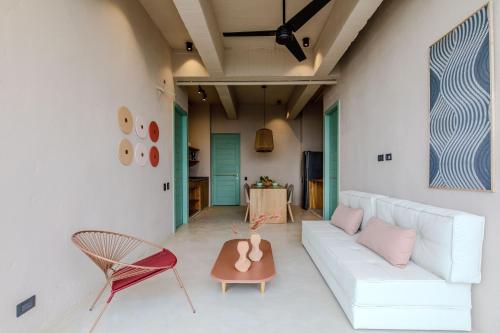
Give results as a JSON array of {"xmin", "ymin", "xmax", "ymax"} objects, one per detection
[
  {"xmin": 223, "ymin": 30, "xmax": 276, "ymax": 37},
  {"xmin": 285, "ymin": 36, "xmax": 306, "ymax": 62},
  {"xmin": 285, "ymin": 0, "xmax": 331, "ymax": 32}
]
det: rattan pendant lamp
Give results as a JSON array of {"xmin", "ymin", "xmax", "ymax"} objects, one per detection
[{"xmin": 255, "ymin": 85, "xmax": 274, "ymax": 152}]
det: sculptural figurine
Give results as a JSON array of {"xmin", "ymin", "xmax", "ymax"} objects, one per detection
[
  {"xmin": 249, "ymin": 233, "xmax": 263, "ymax": 262},
  {"xmin": 235, "ymin": 240, "xmax": 251, "ymax": 272}
]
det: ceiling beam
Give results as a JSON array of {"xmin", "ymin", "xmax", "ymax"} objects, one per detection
[
  {"xmin": 172, "ymin": 0, "xmax": 225, "ymax": 76},
  {"xmin": 214, "ymin": 86, "xmax": 238, "ymax": 119},
  {"xmin": 313, "ymin": 0, "xmax": 383, "ymax": 76},
  {"xmin": 172, "ymin": 0, "xmax": 238, "ymax": 117},
  {"xmin": 286, "ymin": 85, "xmax": 322, "ymax": 120},
  {"xmin": 176, "ymin": 79, "xmax": 337, "ymax": 86}
]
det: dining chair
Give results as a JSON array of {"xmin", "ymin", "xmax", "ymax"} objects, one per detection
[
  {"xmin": 72, "ymin": 230, "xmax": 195, "ymax": 333},
  {"xmin": 287, "ymin": 184, "xmax": 295, "ymax": 223},
  {"xmin": 244, "ymin": 183, "xmax": 250, "ymax": 222}
]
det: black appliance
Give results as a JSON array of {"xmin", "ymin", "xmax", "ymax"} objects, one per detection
[{"xmin": 301, "ymin": 151, "xmax": 323, "ymax": 209}]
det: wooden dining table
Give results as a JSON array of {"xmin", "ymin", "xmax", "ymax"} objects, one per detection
[{"xmin": 249, "ymin": 185, "xmax": 287, "ymax": 224}]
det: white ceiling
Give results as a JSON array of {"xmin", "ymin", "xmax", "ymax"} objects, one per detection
[
  {"xmin": 188, "ymin": 85, "xmax": 296, "ymax": 106},
  {"xmin": 139, "ymin": 0, "xmax": 190, "ymax": 50},
  {"xmin": 234, "ymin": 85, "xmax": 295, "ymax": 105},
  {"xmin": 141, "ymin": 0, "xmax": 333, "ymax": 51},
  {"xmin": 211, "ymin": 0, "xmax": 333, "ymax": 49}
]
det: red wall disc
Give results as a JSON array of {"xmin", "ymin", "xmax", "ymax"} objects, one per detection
[
  {"xmin": 149, "ymin": 146, "xmax": 159, "ymax": 167},
  {"xmin": 149, "ymin": 121, "xmax": 159, "ymax": 142}
]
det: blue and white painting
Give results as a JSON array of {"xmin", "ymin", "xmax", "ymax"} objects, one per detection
[{"xmin": 429, "ymin": 5, "xmax": 493, "ymax": 191}]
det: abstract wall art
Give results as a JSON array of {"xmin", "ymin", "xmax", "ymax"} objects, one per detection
[{"xmin": 429, "ymin": 4, "xmax": 494, "ymax": 191}]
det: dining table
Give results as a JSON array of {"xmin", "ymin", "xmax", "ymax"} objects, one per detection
[{"xmin": 249, "ymin": 184, "xmax": 287, "ymax": 224}]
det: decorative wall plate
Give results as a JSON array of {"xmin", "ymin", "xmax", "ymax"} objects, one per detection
[
  {"xmin": 118, "ymin": 138, "xmax": 133, "ymax": 165},
  {"xmin": 135, "ymin": 116, "xmax": 147, "ymax": 139},
  {"xmin": 149, "ymin": 121, "xmax": 159, "ymax": 142},
  {"xmin": 149, "ymin": 146, "xmax": 159, "ymax": 167},
  {"xmin": 134, "ymin": 143, "xmax": 147, "ymax": 166},
  {"xmin": 117, "ymin": 106, "xmax": 133, "ymax": 134}
]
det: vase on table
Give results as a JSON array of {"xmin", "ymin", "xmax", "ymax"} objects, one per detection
[
  {"xmin": 249, "ymin": 233, "xmax": 263, "ymax": 262},
  {"xmin": 235, "ymin": 240, "xmax": 251, "ymax": 272}
]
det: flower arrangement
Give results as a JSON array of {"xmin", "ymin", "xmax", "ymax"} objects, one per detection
[{"xmin": 231, "ymin": 213, "xmax": 280, "ymax": 236}]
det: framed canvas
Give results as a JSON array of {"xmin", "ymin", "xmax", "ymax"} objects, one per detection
[{"xmin": 429, "ymin": 3, "xmax": 495, "ymax": 191}]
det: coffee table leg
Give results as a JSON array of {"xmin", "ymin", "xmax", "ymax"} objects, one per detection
[
  {"xmin": 260, "ymin": 282, "xmax": 265, "ymax": 294},
  {"xmin": 221, "ymin": 282, "xmax": 226, "ymax": 293}
]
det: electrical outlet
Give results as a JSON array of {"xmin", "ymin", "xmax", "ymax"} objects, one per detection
[
  {"xmin": 17, "ymin": 295, "xmax": 35, "ymax": 318},
  {"xmin": 385, "ymin": 153, "xmax": 392, "ymax": 161},
  {"xmin": 377, "ymin": 154, "xmax": 384, "ymax": 162}
]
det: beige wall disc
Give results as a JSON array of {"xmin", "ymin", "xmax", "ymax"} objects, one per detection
[
  {"xmin": 117, "ymin": 106, "xmax": 133, "ymax": 134},
  {"xmin": 118, "ymin": 138, "xmax": 134, "ymax": 165}
]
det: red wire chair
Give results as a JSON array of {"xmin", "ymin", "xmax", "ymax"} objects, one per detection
[{"xmin": 72, "ymin": 230, "xmax": 195, "ymax": 332}]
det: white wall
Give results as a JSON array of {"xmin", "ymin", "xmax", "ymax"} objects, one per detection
[
  {"xmin": 0, "ymin": 1, "xmax": 175, "ymax": 331},
  {"xmin": 209, "ymin": 103, "xmax": 307, "ymax": 205},
  {"xmin": 301, "ymin": 102, "xmax": 324, "ymax": 152},
  {"xmin": 188, "ymin": 103, "xmax": 211, "ymax": 178},
  {"xmin": 323, "ymin": 0, "xmax": 500, "ymax": 332}
]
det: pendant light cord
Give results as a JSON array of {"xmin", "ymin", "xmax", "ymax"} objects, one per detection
[{"xmin": 263, "ymin": 85, "xmax": 267, "ymax": 128}]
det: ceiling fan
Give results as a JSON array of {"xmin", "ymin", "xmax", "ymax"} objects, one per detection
[{"xmin": 222, "ymin": 0, "xmax": 331, "ymax": 62}]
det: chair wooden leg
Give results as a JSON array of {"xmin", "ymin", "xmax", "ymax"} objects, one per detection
[
  {"xmin": 244, "ymin": 205, "xmax": 249, "ymax": 222},
  {"xmin": 288, "ymin": 203, "xmax": 295, "ymax": 223},
  {"xmin": 89, "ymin": 281, "xmax": 108, "ymax": 311},
  {"xmin": 173, "ymin": 268, "xmax": 196, "ymax": 313},
  {"xmin": 89, "ymin": 301, "xmax": 110, "ymax": 333}
]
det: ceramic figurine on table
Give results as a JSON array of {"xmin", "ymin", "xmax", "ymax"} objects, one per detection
[{"xmin": 234, "ymin": 241, "xmax": 251, "ymax": 273}]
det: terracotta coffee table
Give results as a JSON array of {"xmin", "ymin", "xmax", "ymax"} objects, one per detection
[{"xmin": 211, "ymin": 239, "xmax": 276, "ymax": 293}]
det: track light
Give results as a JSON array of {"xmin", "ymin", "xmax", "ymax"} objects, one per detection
[
  {"xmin": 201, "ymin": 91, "xmax": 207, "ymax": 102},
  {"xmin": 302, "ymin": 37, "xmax": 310, "ymax": 48},
  {"xmin": 197, "ymin": 85, "xmax": 203, "ymax": 95},
  {"xmin": 186, "ymin": 41, "xmax": 193, "ymax": 52}
]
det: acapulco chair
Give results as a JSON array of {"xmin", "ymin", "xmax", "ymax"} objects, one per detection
[{"xmin": 72, "ymin": 230, "xmax": 195, "ymax": 332}]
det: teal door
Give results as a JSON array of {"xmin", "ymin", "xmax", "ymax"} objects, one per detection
[
  {"xmin": 211, "ymin": 134, "xmax": 240, "ymax": 205},
  {"xmin": 174, "ymin": 104, "xmax": 188, "ymax": 229},
  {"xmin": 324, "ymin": 102, "xmax": 339, "ymax": 219}
]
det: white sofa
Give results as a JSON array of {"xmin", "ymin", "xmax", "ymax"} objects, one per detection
[{"xmin": 302, "ymin": 190, "xmax": 485, "ymax": 331}]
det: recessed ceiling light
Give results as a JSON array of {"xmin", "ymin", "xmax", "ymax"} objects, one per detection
[{"xmin": 302, "ymin": 37, "xmax": 310, "ymax": 48}]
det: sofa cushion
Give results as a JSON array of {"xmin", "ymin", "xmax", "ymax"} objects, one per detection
[
  {"xmin": 302, "ymin": 221, "xmax": 471, "ymax": 308},
  {"xmin": 339, "ymin": 191, "xmax": 386, "ymax": 229},
  {"xmin": 330, "ymin": 204, "xmax": 363, "ymax": 235},
  {"xmin": 357, "ymin": 217, "xmax": 416, "ymax": 267},
  {"xmin": 379, "ymin": 199, "xmax": 485, "ymax": 283}
]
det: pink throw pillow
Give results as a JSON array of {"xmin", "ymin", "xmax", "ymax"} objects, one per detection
[
  {"xmin": 357, "ymin": 217, "xmax": 417, "ymax": 268},
  {"xmin": 330, "ymin": 204, "xmax": 364, "ymax": 235}
]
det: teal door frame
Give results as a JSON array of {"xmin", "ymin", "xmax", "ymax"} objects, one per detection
[
  {"xmin": 324, "ymin": 101, "xmax": 340, "ymax": 219},
  {"xmin": 173, "ymin": 103, "xmax": 188, "ymax": 230},
  {"xmin": 211, "ymin": 133, "xmax": 241, "ymax": 206}
]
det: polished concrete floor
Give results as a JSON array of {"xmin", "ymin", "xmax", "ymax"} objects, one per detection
[{"xmin": 49, "ymin": 206, "xmax": 462, "ymax": 333}]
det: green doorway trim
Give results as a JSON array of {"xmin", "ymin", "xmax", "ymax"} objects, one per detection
[
  {"xmin": 324, "ymin": 101, "xmax": 340, "ymax": 219},
  {"xmin": 174, "ymin": 103, "xmax": 188, "ymax": 230}
]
